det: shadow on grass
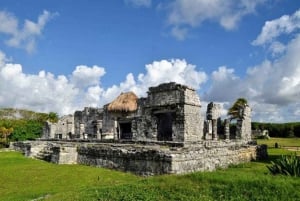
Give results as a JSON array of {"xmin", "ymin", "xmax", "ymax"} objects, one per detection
[{"xmin": 257, "ymin": 147, "xmax": 299, "ymax": 164}]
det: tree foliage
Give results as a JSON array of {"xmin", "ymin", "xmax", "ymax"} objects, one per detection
[
  {"xmin": 0, "ymin": 109, "xmax": 60, "ymax": 141},
  {"xmin": 47, "ymin": 112, "xmax": 59, "ymax": 123},
  {"xmin": 228, "ymin": 98, "xmax": 248, "ymax": 120},
  {"xmin": 0, "ymin": 126, "xmax": 13, "ymax": 144},
  {"xmin": 252, "ymin": 122, "xmax": 300, "ymax": 138}
]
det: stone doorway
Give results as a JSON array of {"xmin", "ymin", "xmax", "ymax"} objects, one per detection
[
  {"xmin": 56, "ymin": 134, "xmax": 62, "ymax": 139},
  {"xmin": 119, "ymin": 122, "xmax": 132, "ymax": 139},
  {"xmin": 157, "ymin": 112, "xmax": 173, "ymax": 141}
]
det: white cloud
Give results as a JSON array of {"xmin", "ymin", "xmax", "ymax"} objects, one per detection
[
  {"xmin": 0, "ymin": 56, "xmax": 207, "ymax": 116},
  {"xmin": 0, "ymin": 11, "xmax": 18, "ymax": 34},
  {"xmin": 137, "ymin": 59, "xmax": 207, "ymax": 93},
  {"xmin": 125, "ymin": 0, "xmax": 151, "ymax": 8},
  {"xmin": 268, "ymin": 41, "xmax": 286, "ymax": 56},
  {"xmin": 0, "ymin": 52, "xmax": 107, "ymax": 114},
  {"xmin": 203, "ymin": 30, "xmax": 300, "ymax": 122},
  {"xmin": 0, "ymin": 10, "xmax": 57, "ymax": 53},
  {"xmin": 204, "ymin": 66, "xmax": 241, "ymax": 102},
  {"xmin": 167, "ymin": 0, "xmax": 266, "ymax": 40},
  {"xmin": 71, "ymin": 65, "xmax": 106, "ymax": 88},
  {"xmin": 102, "ymin": 59, "xmax": 207, "ymax": 104},
  {"xmin": 252, "ymin": 9, "xmax": 300, "ymax": 46}
]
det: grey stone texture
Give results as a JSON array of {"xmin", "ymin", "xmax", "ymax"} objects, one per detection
[
  {"xmin": 43, "ymin": 115, "xmax": 74, "ymax": 139},
  {"xmin": 11, "ymin": 140, "xmax": 266, "ymax": 176},
  {"xmin": 11, "ymin": 82, "xmax": 260, "ymax": 175}
]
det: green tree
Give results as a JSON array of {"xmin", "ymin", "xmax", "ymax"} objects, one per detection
[
  {"xmin": 0, "ymin": 126, "xmax": 13, "ymax": 144},
  {"xmin": 47, "ymin": 112, "xmax": 59, "ymax": 123},
  {"xmin": 228, "ymin": 98, "xmax": 248, "ymax": 120}
]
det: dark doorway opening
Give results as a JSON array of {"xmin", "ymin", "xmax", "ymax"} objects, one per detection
[
  {"xmin": 56, "ymin": 134, "xmax": 62, "ymax": 139},
  {"xmin": 119, "ymin": 122, "xmax": 132, "ymax": 139},
  {"xmin": 157, "ymin": 112, "xmax": 173, "ymax": 141}
]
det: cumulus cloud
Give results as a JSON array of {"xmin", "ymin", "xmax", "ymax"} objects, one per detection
[
  {"xmin": 0, "ymin": 51, "xmax": 106, "ymax": 114},
  {"xmin": 203, "ymin": 66, "xmax": 241, "ymax": 102},
  {"xmin": 0, "ymin": 10, "xmax": 57, "ymax": 53},
  {"xmin": 102, "ymin": 59, "xmax": 207, "ymax": 103},
  {"xmin": 167, "ymin": 0, "xmax": 266, "ymax": 40},
  {"xmin": 0, "ymin": 57, "xmax": 207, "ymax": 116},
  {"xmin": 203, "ymin": 31, "xmax": 300, "ymax": 122},
  {"xmin": 71, "ymin": 65, "xmax": 105, "ymax": 88},
  {"xmin": 125, "ymin": 0, "xmax": 151, "ymax": 8},
  {"xmin": 198, "ymin": 9, "xmax": 300, "ymax": 122},
  {"xmin": 252, "ymin": 9, "xmax": 300, "ymax": 46},
  {"xmin": 134, "ymin": 59, "xmax": 207, "ymax": 96}
]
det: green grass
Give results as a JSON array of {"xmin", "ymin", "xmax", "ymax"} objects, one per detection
[
  {"xmin": 257, "ymin": 137, "xmax": 300, "ymax": 147},
  {"xmin": 257, "ymin": 137, "xmax": 300, "ymax": 156},
  {"xmin": 0, "ymin": 151, "xmax": 140, "ymax": 201},
  {"xmin": 1, "ymin": 138, "xmax": 300, "ymax": 201}
]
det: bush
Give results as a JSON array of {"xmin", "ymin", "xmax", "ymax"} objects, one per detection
[{"xmin": 267, "ymin": 153, "xmax": 300, "ymax": 177}]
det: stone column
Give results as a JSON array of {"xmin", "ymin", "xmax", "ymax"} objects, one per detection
[
  {"xmin": 224, "ymin": 119, "xmax": 230, "ymax": 140},
  {"xmin": 206, "ymin": 102, "xmax": 221, "ymax": 140},
  {"xmin": 204, "ymin": 120, "xmax": 212, "ymax": 140},
  {"xmin": 113, "ymin": 119, "xmax": 119, "ymax": 140},
  {"xmin": 96, "ymin": 120, "xmax": 102, "ymax": 140},
  {"xmin": 79, "ymin": 123, "xmax": 85, "ymax": 139},
  {"xmin": 212, "ymin": 119, "xmax": 218, "ymax": 140},
  {"xmin": 236, "ymin": 120, "xmax": 242, "ymax": 139}
]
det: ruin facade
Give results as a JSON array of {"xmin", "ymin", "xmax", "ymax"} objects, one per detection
[
  {"xmin": 42, "ymin": 83, "xmax": 206, "ymax": 143},
  {"xmin": 42, "ymin": 82, "xmax": 251, "ymax": 143},
  {"xmin": 12, "ymin": 82, "xmax": 264, "ymax": 176}
]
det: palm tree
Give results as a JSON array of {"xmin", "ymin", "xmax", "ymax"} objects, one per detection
[{"xmin": 228, "ymin": 98, "xmax": 248, "ymax": 120}]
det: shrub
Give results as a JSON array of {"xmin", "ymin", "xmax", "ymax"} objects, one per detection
[{"xmin": 267, "ymin": 153, "xmax": 300, "ymax": 177}]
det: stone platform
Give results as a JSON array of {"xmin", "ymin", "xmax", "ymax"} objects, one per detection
[{"xmin": 10, "ymin": 140, "xmax": 267, "ymax": 176}]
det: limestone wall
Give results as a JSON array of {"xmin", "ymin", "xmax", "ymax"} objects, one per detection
[
  {"xmin": 77, "ymin": 141, "xmax": 263, "ymax": 175},
  {"xmin": 183, "ymin": 104, "xmax": 203, "ymax": 141},
  {"xmin": 51, "ymin": 144, "xmax": 78, "ymax": 164},
  {"xmin": 170, "ymin": 141, "xmax": 258, "ymax": 174},
  {"xmin": 77, "ymin": 144, "xmax": 172, "ymax": 176},
  {"xmin": 11, "ymin": 140, "xmax": 266, "ymax": 176}
]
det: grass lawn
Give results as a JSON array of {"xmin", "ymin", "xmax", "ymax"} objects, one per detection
[
  {"xmin": 1, "ymin": 138, "xmax": 300, "ymax": 201},
  {"xmin": 257, "ymin": 137, "xmax": 300, "ymax": 156},
  {"xmin": 257, "ymin": 137, "xmax": 300, "ymax": 148}
]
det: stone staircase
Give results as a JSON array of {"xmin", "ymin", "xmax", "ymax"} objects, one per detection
[{"xmin": 29, "ymin": 142, "xmax": 54, "ymax": 162}]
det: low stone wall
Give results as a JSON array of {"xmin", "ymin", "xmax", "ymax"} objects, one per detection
[
  {"xmin": 170, "ymin": 141, "xmax": 258, "ymax": 174},
  {"xmin": 11, "ymin": 140, "xmax": 267, "ymax": 176},
  {"xmin": 77, "ymin": 144, "xmax": 172, "ymax": 176},
  {"xmin": 51, "ymin": 144, "xmax": 78, "ymax": 164}
]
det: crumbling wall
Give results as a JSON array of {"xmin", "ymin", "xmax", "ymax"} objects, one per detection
[
  {"xmin": 132, "ymin": 82, "xmax": 203, "ymax": 142},
  {"xmin": 11, "ymin": 140, "xmax": 266, "ymax": 176},
  {"xmin": 42, "ymin": 115, "xmax": 74, "ymax": 139},
  {"xmin": 76, "ymin": 141, "xmax": 262, "ymax": 175},
  {"xmin": 236, "ymin": 105, "xmax": 252, "ymax": 141},
  {"xmin": 74, "ymin": 107, "xmax": 105, "ymax": 139}
]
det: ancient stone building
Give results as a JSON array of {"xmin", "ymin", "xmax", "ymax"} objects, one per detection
[
  {"xmin": 43, "ymin": 82, "xmax": 204, "ymax": 143},
  {"xmin": 204, "ymin": 102, "xmax": 221, "ymax": 140},
  {"xmin": 43, "ymin": 115, "xmax": 74, "ymax": 139},
  {"xmin": 42, "ymin": 82, "xmax": 252, "ymax": 143},
  {"xmin": 21, "ymin": 82, "xmax": 262, "ymax": 176},
  {"xmin": 74, "ymin": 107, "xmax": 105, "ymax": 139},
  {"xmin": 132, "ymin": 83, "xmax": 203, "ymax": 142}
]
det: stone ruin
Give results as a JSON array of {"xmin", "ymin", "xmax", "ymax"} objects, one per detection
[{"xmin": 12, "ymin": 82, "xmax": 267, "ymax": 176}]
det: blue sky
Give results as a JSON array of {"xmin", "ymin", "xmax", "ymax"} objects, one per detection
[{"xmin": 0, "ymin": 0, "xmax": 300, "ymax": 122}]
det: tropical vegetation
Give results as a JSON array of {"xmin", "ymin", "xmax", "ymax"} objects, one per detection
[
  {"xmin": 227, "ymin": 97, "xmax": 248, "ymax": 120},
  {"xmin": 0, "ymin": 108, "xmax": 58, "ymax": 146},
  {"xmin": 252, "ymin": 122, "xmax": 300, "ymax": 137}
]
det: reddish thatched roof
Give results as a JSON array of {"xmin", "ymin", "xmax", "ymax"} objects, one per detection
[{"xmin": 107, "ymin": 92, "xmax": 138, "ymax": 112}]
